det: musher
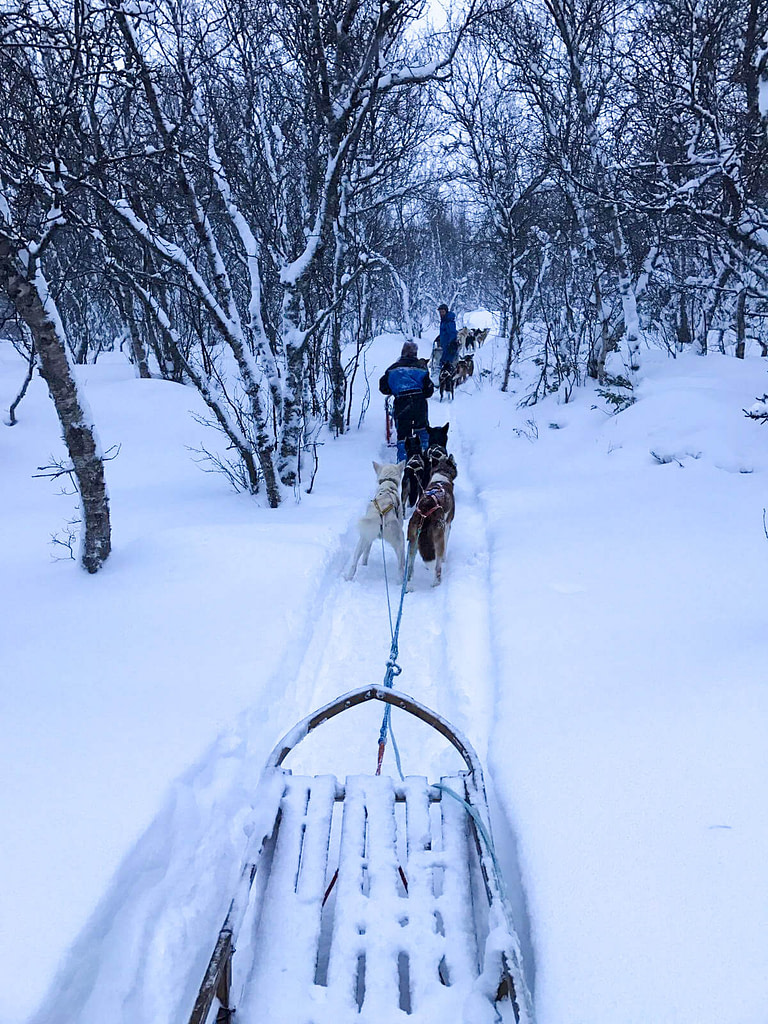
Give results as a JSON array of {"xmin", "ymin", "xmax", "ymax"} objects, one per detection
[
  {"xmin": 379, "ymin": 340, "xmax": 434, "ymax": 461},
  {"xmin": 436, "ymin": 303, "xmax": 459, "ymax": 369}
]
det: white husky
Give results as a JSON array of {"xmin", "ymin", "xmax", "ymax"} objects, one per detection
[{"xmin": 345, "ymin": 461, "xmax": 405, "ymax": 580}]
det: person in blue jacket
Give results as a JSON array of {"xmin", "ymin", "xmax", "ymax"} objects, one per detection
[
  {"xmin": 379, "ymin": 340, "xmax": 434, "ymax": 461},
  {"xmin": 437, "ymin": 303, "xmax": 458, "ymax": 368}
]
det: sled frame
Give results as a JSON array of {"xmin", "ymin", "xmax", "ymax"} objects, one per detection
[{"xmin": 188, "ymin": 684, "xmax": 531, "ymax": 1024}]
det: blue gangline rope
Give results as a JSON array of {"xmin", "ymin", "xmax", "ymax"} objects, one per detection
[
  {"xmin": 434, "ymin": 782, "xmax": 506, "ymax": 896},
  {"xmin": 376, "ymin": 530, "xmax": 411, "ymax": 778}
]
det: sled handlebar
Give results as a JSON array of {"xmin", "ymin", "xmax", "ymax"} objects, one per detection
[{"xmin": 266, "ymin": 684, "xmax": 483, "ymax": 778}]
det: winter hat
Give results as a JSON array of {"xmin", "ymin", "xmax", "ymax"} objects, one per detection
[{"xmin": 401, "ymin": 341, "xmax": 418, "ymax": 358}]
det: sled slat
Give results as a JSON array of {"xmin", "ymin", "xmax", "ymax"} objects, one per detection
[
  {"xmin": 244, "ymin": 774, "xmax": 336, "ymax": 1010},
  {"xmin": 360, "ymin": 776, "xmax": 405, "ymax": 1014},
  {"xmin": 400, "ymin": 776, "xmax": 446, "ymax": 1012},
  {"xmin": 437, "ymin": 776, "xmax": 480, "ymax": 991},
  {"xmin": 326, "ymin": 775, "xmax": 402, "ymax": 1016}
]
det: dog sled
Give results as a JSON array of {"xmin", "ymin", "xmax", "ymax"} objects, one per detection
[{"xmin": 189, "ymin": 684, "xmax": 533, "ymax": 1024}]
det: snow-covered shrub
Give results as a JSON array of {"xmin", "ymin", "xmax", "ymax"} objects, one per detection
[{"xmin": 744, "ymin": 395, "xmax": 768, "ymax": 425}]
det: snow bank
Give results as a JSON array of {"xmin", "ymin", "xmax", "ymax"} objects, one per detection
[{"xmin": 457, "ymin": 343, "xmax": 768, "ymax": 1024}]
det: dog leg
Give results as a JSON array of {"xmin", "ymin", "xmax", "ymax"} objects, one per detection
[
  {"xmin": 389, "ymin": 540, "xmax": 406, "ymax": 579},
  {"xmin": 432, "ymin": 545, "xmax": 442, "ymax": 585},
  {"xmin": 361, "ymin": 537, "xmax": 374, "ymax": 566},
  {"xmin": 393, "ymin": 529, "xmax": 406, "ymax": 578},
  {"xmin": 432, "ymin": 533, "xmax": 446, "ymax": 587},
  {"xmin": 405, "ymin": 538, "xmax": 418, "ymax": 590},
  {"xmin": 345, "ymin": 536, "xmax": 366, "ymax": 580}
]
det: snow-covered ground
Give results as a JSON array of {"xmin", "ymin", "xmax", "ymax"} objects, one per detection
[{"xmin": 1, "ymin": 327, "xmax": 767, "ymax": 1024}]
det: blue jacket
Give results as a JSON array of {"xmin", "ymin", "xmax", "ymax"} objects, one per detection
[
  {"xmin": 379, "ymin": 356, "xmax": 433, "ymax": 399},
  {"xmin": 379, "ymin": 355, "xmax": 434, "ymax": 428},
  {"xmin": 439, "ymin": 312, "xmax": 458, "ymax": 364}
]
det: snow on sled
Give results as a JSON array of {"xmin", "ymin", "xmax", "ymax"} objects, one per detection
[{"xmin": 189, "ymin": 685, "xmax": 533, "ymax": 1024}]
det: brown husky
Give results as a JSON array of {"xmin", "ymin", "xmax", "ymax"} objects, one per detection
[{"xmin": 406, "ymin": 454, "xmax": 457, "ymax": 587}]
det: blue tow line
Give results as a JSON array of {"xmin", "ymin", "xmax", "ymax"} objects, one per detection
[{"xmin": 376, "ymin": 530, "xmax": 412, "ymax": 779}]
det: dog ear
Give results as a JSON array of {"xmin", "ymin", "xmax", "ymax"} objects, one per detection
[{"xmin": 373, "ymin": 460, "xmax": 382, "ymax": 475}]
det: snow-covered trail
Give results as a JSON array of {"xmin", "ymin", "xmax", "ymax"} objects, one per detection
[
  {"xmin": 284, "ymin": 437, "xmax": 499, "ymax": 779},
  {"xmin": 218, "ymin": 400, "xmax": 536, "ymax": 1020}
]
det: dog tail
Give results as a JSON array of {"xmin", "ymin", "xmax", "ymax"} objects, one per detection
[{"xmin": 418, "ymin": 529, "xmax": 436, "ymax": 563}]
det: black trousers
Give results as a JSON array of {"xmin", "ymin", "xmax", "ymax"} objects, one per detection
[{"xmin": 393, "ymin": 392, "xmax": 428, "ymax": 439}]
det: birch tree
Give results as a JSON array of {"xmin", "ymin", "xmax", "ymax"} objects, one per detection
[{"xmin": 0, "ymin": 3, "xmax": 112, "ymax": 572}]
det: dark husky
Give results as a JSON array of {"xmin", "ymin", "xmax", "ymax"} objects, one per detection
[
  {"xmin": 439, "ymin": 363, "xmax": 456, "ymax": 401},
  {"xmin": 401, "ymin": 433, "xmax": 428, "ymax": 510},
  {"xmin": 407, "ymin": 454, "xmax": 458, "ymax": 588},
  {"xmin": 425, "ymin": 423, "xmax": 450, "ymax": 480},
  {"xmin": 427, "ymin": 422, "xmax": 449, "ymax": 456},
  {"xmin": 455, "ymin": 355, "xmax": 474, "ymax": 384}
]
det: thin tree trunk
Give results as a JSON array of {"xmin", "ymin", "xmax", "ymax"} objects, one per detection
[
  {"xmin": 7, "ymin": 340, "xmax": 36, "ymax": 426},
  {"xmin": 329, "ymin": 312, "xmax": 345, "ymax": 435},
  {"xmin": 1, "ymin": 240, "xmax": 111, "ymax": 572},
  {"xmin": 278, "ymin": 285, "xmax": 307, "ymax": 489},
  {"xmin": 610, "ymin": 205, "xmax": 642, "ymax": 374},
  {"xmin": 279, "ymin": 338, "xmax": 305, "ymax": 489},
  {"xmin": 697, "ymin": 265, "xmax": 731, "ymax": 355},
  {"xmin": 676, "ymin": 291, "xmax": 692, "ymax": 351},
  {"xmin": 502, "ymin": 258, "xmax": 518, "ymax": 392},
  {"xmin": 114, "ymin": 284, "xmax": 151, "ymax": 378},
  {"xmin": 735, "ymin": 289, "xmax": 747, "ymax": 358}
]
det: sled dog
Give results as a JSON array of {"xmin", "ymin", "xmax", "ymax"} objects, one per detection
[
  {"xmin": 407, "ymin": 454, "xmax": 457, "ymax": 588},
  {"xmin": 346, "ymin": 461, "xmax": 405, "ymax": 580},
  {"xmin": 439, "ymin": 363, "xmax": 456, "ymax": 401},
  {"xmin": 426, "ymin": 422, "xmax": 450, "ymax": 463},
  {"xmin": 430, "ymin": 337, "xmax": 442, "ymax": 376},
  {"xmin": 401, "ymin": 433, "xmax": 428, "ymax": 510},
  {"xmin": 465, "ymin": 327, "xmax": 489, "ymax": 352},
  {"xmin": 455, "ymin": 356, "xmax": 474, "ymax": 385}
]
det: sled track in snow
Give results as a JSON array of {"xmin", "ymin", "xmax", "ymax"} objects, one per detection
[{"xmin": 227, "ymin": 408, "xmax": 536, "ymax": 1020}]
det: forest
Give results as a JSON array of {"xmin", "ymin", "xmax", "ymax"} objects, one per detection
[{"xmin": 2, "ymin": 0, "xmax": 767, "ymax": 570}]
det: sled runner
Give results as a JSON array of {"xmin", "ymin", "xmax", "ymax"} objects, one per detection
[
  {"xmin": 385, "ymin": 396, "xmax": 396, "ymax": 447},
  {"xmin": 189, "ymin": 685, "xmax": 533, "ymax": 1024}
]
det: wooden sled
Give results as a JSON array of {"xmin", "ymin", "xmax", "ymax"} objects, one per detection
[{"xmin": 188, "ymin": 685, "xmax": 533, "ymax": 1024}]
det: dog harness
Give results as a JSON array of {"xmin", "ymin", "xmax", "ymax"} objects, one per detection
[
  {"xmin": 373, "ymin": 496, "xmax": 396, "ymax": 517},
  {"xmin": 373, "ymin": 480, "xmax": 400, "ymax": 519},
  {"xmin": 412, "ymin": 482, "xmax": 446, "ymax": 523},
  {"xmin": 426, "ymin": 444, "xmax": 447, "ymax": 462}
]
